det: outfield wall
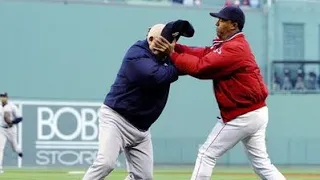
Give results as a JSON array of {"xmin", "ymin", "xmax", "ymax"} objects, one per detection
[{"xmin": 1, "ymin": 0, "xmax": 320, "ymax": 167}]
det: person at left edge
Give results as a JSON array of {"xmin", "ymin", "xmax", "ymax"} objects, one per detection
[{"xmin": 0, "ymin": 92, "xmax": 23, "ymax": 174}]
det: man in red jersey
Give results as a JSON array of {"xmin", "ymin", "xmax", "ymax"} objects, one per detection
[{"xmin": 152, "ymin": 5, "xmax": 286, "ymax": 180}]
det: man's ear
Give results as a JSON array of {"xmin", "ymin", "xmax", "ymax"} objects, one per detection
[
  {"xmin": 231, "ymin": 22, "xmax": 238, "ymax": 31},
  {"xmin": 148, "ymin": 36, "xmax": 154, "ymax": 42}
]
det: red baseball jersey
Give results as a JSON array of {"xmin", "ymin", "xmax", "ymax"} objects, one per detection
[{"xmin": 170, "ymin": 32, "xmax": 268, "ymax": 123}]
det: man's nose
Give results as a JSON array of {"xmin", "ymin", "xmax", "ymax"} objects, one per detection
[{"xmin": 215, "ymin": 20, "xmax": 220, "ymax": 26}]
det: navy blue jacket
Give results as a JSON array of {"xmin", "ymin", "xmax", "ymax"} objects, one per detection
[{"xmin": 104, "ymin": 40, "xmax": 179, "ymax": 131}]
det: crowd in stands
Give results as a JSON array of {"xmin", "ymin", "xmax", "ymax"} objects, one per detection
[
  {"xmin": 104, "ymin": 0, "xmax": 262, "ymax": 8},
  {"xmin": 172, "ymin": 0, "xmax": 201, "ymax": 6},
  {"xmin": 272, "ymin": 68, "xmax": 320, "ymax": 91},
  {"xmin": 171, "ymin": 0, "xmax": 260, "ymax": 7},
  {"xmin": 224, "ymin": 0, "xmax": 260, "ymax": 8}
]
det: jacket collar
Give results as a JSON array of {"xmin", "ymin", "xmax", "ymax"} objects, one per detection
[
  {"xmin": 212, "ymin": 32, "xmax": 244, "ymax": 44},
  {"xmin": 137, "ymin": 39, "xmax": 150, "ymax": 51}
]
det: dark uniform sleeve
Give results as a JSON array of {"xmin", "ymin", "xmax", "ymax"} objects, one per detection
[{"xmin": 125, "ymin": 56, "xmax": 179, "ymax": 85}]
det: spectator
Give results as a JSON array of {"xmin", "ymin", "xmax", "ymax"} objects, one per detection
[
  {"xmin": 224, "ymin": 0, "xmax": 234, "ymax": 6},
  {"xmin": 297, "ymin": 68, "xmax": 304, "ymax": 78},
  {"xmin": 194, "ymin": 0, "xmax": 201, "ymax": 5},
  {"xmin": 282, "ymin": 76, "xmax": 293, "ymax": 90},
  {"xmin": 293, "ymin": 68, "xmax": 304, "ymax": 87},
  {"xmin": 272, "ymin": 72, "xmax": 281, "ymax": 90},
  {"xmin": 241, "ymin": 0, "xmax": 250, "ymax": 6},
  {"xmin": 282, "ymin": 68, "xmax": 293, "ymax": 90},
  {"xmin": 318, "ymin": 74, "xmax": 320, "ymax": 89},
  {"xmin": 295, "ymin": 76, "xmax": 305, "ymax": 90},
  {"xmin": 172, "ymin": 0, "xmax": 201, "ymax": 6},
  {"xmin": 306, "ymin": 72, "xmax": 317, "ymax": 90},
  {"xmin": 234, "ymin": 0, "xmax": 240, "ymax": 6},
  {"xmin": 225, "ymin": 0, "xmax": 260, "ymax": 8}
]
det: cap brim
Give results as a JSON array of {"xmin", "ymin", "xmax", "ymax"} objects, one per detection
[
  {"xmin": 209, "ymin": 12, "xmax": 228, "ymax": 20},
  {"xmin": 0, "ymin": 93, "xmax": 7, "ymax": 97}
]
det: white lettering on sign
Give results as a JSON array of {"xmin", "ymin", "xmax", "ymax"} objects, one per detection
[
  {"xmin": 37, "ymin": 107, "xmax": 99, "ymax": 141},
  {"xmin": 36, "ymin": 150, "xmax": 122, "ymax": 167},
  {"xmin": 10, "ymin": 100, "xmax": 109, "ymax": 167},
  {"xmin": 36, "ymin": 150, "xmax": 97, "ymax": 166}
]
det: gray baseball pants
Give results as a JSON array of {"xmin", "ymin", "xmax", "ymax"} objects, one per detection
[
  {"xmin": 82, "ymin": 105, "xmax": 153, "ymax": 180},
  {"xmin": 0, "ymin": 125, "xmax": 22, "ymax": 170}
]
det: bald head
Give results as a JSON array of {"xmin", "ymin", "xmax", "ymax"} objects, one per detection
[
  {"xmin": 147, "ymin": 24, "xmax": 165, "ymax": 40},
  {"xmin": 147, "ymin": 24, "xmax": 165, "ymax": 55}
]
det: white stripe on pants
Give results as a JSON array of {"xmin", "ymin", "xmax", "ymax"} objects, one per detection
[{"xmin": 190, "ymin": 106, "xmax": 286, "ymax": 180}]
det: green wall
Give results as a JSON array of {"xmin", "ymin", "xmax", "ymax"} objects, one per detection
[
  {"xmin": 0, "ymin": 0, "xmax": 319, "ymax": 165},
  {"xmin": 0, "ymin": 1, "xmax": 266, "ymax": 100},
  {"xmin": 272, "ymin": 1, "xmax": 320, "ymax": 60}
]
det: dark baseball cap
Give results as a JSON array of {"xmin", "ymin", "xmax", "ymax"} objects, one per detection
[
  {"xmin": 209, "ymin": 6, "xmax": 245, "ymax": 31},
  {"xmin": 161, "ymin": 19, "xmax": 195, "ymax": 43},
  {"xmin": 0, "ymin": 92, "xmax": 8, "ymax": 97}
]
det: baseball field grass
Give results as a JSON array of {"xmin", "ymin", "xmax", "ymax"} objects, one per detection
[{"xmin": 1, "ymin": 166, "xmax": 320, "ymax": 180}]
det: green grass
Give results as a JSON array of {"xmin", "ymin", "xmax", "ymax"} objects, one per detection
[{"xmin": 0, "ymin": 167, "xmax": 320, "ymax": 180}]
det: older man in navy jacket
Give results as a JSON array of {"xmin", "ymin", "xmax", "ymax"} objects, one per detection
[{"xmin": 83, "ymin": 21, "xmax": 194, "ymax": 180}]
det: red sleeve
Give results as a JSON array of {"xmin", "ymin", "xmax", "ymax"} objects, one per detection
[
  {"xmin": 174, "ymin": 44, "xmax": 210, "ymax": 58},
  {"xmin": 170, "ymin": 44, "xmax": 243, "ymax": 79}
]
